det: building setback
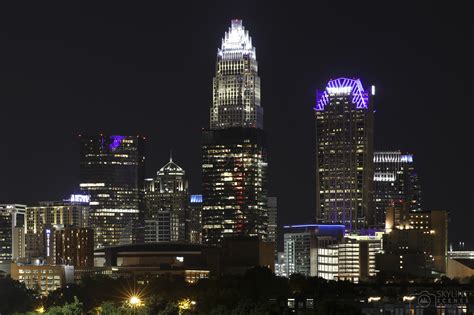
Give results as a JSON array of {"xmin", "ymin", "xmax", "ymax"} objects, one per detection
[
  {"xmin": 79, "ymin": 134, "xmax": 145, "ymax": 248},
  {"xmin": 202, "ymin": 20, "xmax": 268, "ymax": 245},
  {"xmin": 315, "ymin": 78, "xmax": 374, "ymax": 230}
]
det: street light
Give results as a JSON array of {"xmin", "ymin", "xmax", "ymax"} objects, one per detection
[{"xmin": 129, "ymin": 295, "xmax": 142, "ymax": 306}]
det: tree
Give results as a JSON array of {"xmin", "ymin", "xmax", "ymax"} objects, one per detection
[
  {"xmin": 46, "ymin": 296, "xmax": 82, "ymax": 315},
  {"xmin": 0, "ymin": 278, "xmax": 37, "ymax": 314}
]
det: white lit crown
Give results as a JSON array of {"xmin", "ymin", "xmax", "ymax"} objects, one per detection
[{"xmin": 218, "ymin": 19, "xmax": 256, "ymax": 60}]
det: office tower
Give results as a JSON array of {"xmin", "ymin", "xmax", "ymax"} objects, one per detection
[
  {"xmin": 210, "ymin": 19, "xmax": 262, "ymax": 130},
  {"xmin": 315, "ymin": 233, "xmax": 383, "ymax": 283},
  {"xmin": 0, "ymin": 204, "xmax": 26, "ymax": 274},
  {"xmin": 79, "ymin": 135, "xmax": 145, "ymax": 248},
  {"xmin": 202, "ymin": 20, "xmax": 268, "ymax": 245},
  {"xmin": 267, "ymin": 197, "xmax": 277, "ymax": 244},
  {"xmin": 373, "ymin": 151, "xmax": 422, "ymax": 227},
  {"xmin": 283, "ymin": 224, "xmax": 345, "ymax": 277},
  {"xmin": 144, "ymin": 156, "xmax": 188, "ymax": 242},
  {"xmin": 187, "ymin": 194, "xmax": 203, "ymax": 244},
  {"xmin": 55, "ymin": 227, "xmax": 94, "ymax": 267},
  {"xmin": 315, "ymin": 78, "xmax": 375, "ymax": 230},
  {"xmin": 25, "ymin": 196, "xmax": 89, "ymax": 258}
]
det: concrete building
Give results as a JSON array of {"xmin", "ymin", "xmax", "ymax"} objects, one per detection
[
  {"xmin": 11, "ymin": 261, "xmax": 74, "ymax": 295},
  {"xmin": 55, "ymin": 227, "xmax": 94, "ymax": 267},
  {"xmin": 90, "ymin": 236, "xmax": 273, "ymax": 282},
  {"xmin": 25, "ymin": 196, "xmax": 89, "ymax": 259},
  {"xmin": 376, "ymin": 202, "xmax": 448, "ymax": 278}
]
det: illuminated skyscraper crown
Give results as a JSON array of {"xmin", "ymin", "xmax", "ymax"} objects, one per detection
[
  {"xmin": 218, "ymin": 19, "xmax": 256, "ymax": 60},
  {"xmin": 211, "ymin": 19, "xmax": 262, "ymax": 130},
  {"xmin": 315, "ymin": 77, "xmax": 369, "ymax": 111}
]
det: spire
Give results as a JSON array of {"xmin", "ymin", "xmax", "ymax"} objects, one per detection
[
  {"xmin": 218, "ymin": 19, "xmax": 255, "ymax": 60},
  {"xmin": 169, "ymin": 149, "xmax": 173, "ymax": 162}
]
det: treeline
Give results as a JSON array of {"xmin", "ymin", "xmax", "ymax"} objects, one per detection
[{"xmin": 1, "ymin": 267, "xmax": 473, "ymax": 314}]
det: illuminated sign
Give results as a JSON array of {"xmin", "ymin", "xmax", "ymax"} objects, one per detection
[{"xmin": 68, "ymin": 194, "xmax": 90, "ymax": 203}]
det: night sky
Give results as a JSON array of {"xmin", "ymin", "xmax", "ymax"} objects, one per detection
[{"xmin": 0, "ymin": 2, "xmax": 471, "ymax": 248}]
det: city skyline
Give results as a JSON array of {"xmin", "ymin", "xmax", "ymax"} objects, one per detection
[{"xmin": 0, "ymin": 2, "xmax": 471, "ymax": 248}]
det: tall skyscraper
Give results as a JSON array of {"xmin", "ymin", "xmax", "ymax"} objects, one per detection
[
  {"xmin": 210, "ymin": 19, "xmax": 262, "ymax": 130},
  {"xmin": 202, "ymin": 20, "xmax": 268, "ymax": 245},
  {"xmin": 79, "ymin": 135, "xmax": 145, "ymax": 248},
  {"xmin": 0, "ymin": 204, "xmax": 26, "ymax": 274},
  {"xmin": 315, "ymin": 78, "xmax": 375, "ymax": 230},
  {"xmin": 373, "ymin": 151, "xmax": 422, "ymax": 227},
  {"xmin": 144, "ymin": 156, "xmax": 188, "ymax": 243}
]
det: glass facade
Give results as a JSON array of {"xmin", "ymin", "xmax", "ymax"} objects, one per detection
[
  {"xmin": 315, "ymin": 78, "xmax": 374, "ymax": 230},
  {"xmin": 202, "ymin": 128, "xmax": 268, "ymax": 244},
  {"xmin": 373, "ymin": 151, "xmax": 422, "ymax": 227},
  {"xmin": 79, "ymin": 134, "xmax": 145, "ymax": 248}
]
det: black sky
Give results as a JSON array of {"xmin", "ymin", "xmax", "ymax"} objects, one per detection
[{"xmin": 0, "ymin": 1, "xmax": 472, "ymax": 248}]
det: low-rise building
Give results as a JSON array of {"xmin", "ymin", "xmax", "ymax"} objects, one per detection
[{"xmin": 11, "ymin": 261, "xmax": 74, "ymax": 295}]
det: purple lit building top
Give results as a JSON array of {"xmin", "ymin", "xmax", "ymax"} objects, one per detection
[
  {"xmin": 315, "ymin": 77, "xmax": 369, "ymax": 111},
  {"xmin": 109, "ymin": 135, "xmax": 126, "ymax": 151}
]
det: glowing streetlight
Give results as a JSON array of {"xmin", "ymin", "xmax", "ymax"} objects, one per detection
[{"xmin": 129, "ymin": 295, "xmax": 142, "ymax": 306}]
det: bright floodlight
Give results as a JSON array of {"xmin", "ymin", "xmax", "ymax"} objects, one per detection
[{"xmin": 129, "ymin": 296, "xmax": 141, "ymax": 306}]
